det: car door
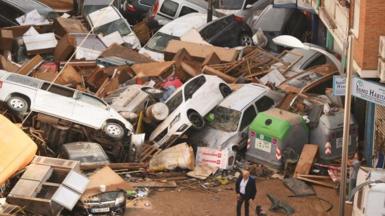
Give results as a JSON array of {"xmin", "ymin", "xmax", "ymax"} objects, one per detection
[
  {"xmin": 72, "ymin": 92, "xmax": 109, "ymax": 129},
  {"xmin": 255, "ymin": 95, "xmax": 275, "ymax": 113},
  {"xmin": 183, "ymin": 75, "xmax": 214, "ymax": 115},
  {"xmin": 238, "ymin": 105, "xmax": 257, "ymax": 145},
  {"xmin": 34, "ymin": 83, "xmax": 76, "ymax": 120}
]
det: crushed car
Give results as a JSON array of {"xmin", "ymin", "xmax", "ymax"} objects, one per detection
[
  {"xmin": 0, "ymin": 70, "xmax": 134, "ymax": 140},
  {"xmin": 189, "ymin": 83, "xmax": 284, "ymax": 168},
  {"xmin": 86, "ymin": 6, "xmax": 141, "ymax": 49},
  {"xmin": 149, "ymin": 74, "xmax": 232, "ymax": 148}
]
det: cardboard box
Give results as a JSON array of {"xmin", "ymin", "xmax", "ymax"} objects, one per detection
[
  {"xmin": 54, "ymin": 17, "xmax": 88, "ymax": 38},
  {"xmin": 54, "ymin": 34, "xmax": 76, "ymax": 61},
  {"xmin": 0, "ymin": 30, "xmax": 15, "ymax": 51},
  {"xmin": 196, "ymin": 147, "xmax": 232, "ymax": 170},
  {"xmin": 164, "ymin": 40, "xmax": 238, "ymax": 62},
  {"xmin": 379, "ymin": 36, "xmax": 385, "ymax": 59}
]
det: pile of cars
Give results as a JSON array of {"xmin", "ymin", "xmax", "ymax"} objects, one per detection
[{"xmin": 0, "ymin": 0, "xmax": 362, "ymax": 214}]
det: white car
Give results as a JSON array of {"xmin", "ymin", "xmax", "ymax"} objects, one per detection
[
  {"xmin": 189, "ymin": 83, "xmax": 283, "ymax": 168},
  {"xmin": 139, "ymin": 12, "xmax": 209, "ymax": 61},
  {"xmin": 149, "ymin": 74, "xmax": 232, "ymax": 147},
  {"xmin": 0, "ymin": 70, "xmax": 133, "ymax": 140},
  {"xmin": 86, "ymin": 6, "xmax": 141, "ymax": 49}
]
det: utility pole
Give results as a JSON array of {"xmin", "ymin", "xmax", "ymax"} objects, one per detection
[
  {"xmin": 207, "ymin": 0, "xmax": 213, "ymax": 23},
  {"xmin": 338, "ymin": 33, "xmax": 353, "ymax": 216}
]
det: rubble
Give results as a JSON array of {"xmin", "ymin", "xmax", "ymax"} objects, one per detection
[{"xmin": 0, "ymin": 2, "xmax": 367, "ymax": 215}]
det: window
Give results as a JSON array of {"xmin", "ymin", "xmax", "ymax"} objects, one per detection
[
  {"xmin": 184, "ymin": 75, "xmax": 206, "ymax": 100},
  {"xmin": 160, "ymin": 0, "xmax": 179, "ymax": 17},
  {"xmin": 200, "ymin": 16, "xmax": 233, "ymax": 40},
  {"xmin": 352, "ymin": 0, "xmax": 360, "ymax": 38},
  {"xmin": 239, "ymin": 106, "xmax": 257, "ymax": 130},
  {"xmin": 41, "ymin": 83, "xmax": 75, "ymax": 98},
  {"xmin": 255, "ymin": 96, "xmax": 274, "ymax": 112},
  {"xmin": 78, "ymin": 93, "xmax": 107, "ymax": 109},
  {"xmin": 6, "ymin": 74, "xmax": 40, "ymax": 88},
  {"xmin": 166, "ymin": 90, "xmax": 183, "ymax": 114},
  {"xmin": 303, "ymin": 55, "xmax": 327, "ymax": 70},
  {"xmin": 144, "ymin": 32, "xmax": 179, "ymax": 52},
  {"xmin": 0, "ymin": 2, "xmax": 24, "ymax": 25},
  {"xmin": 94, "ymin": 18, "xmax": 131, "ymax": 36},
  {"xmin": 179, "ymin": 6, "xmax": 197, "ymax": 17}
]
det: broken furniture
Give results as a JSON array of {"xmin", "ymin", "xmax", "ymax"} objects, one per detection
[{"xmin": 6, "ymin": 156, "xmax": 89, "ymax": 216}]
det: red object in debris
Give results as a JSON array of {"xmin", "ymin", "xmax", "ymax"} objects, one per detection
[
  {"xmin": 275, "ymin": 146, "xmax": 282, "ymax": 160},
  {"xmin": 161, "ymin": 78, "xmax": 183, "ymax": 89},
  {"xmin": 136, "ymin": 78, "xmax": 144, "ymax": 85},
  {"xmin": 152, "ymin": 0, "xmax": 159, "ymax": 17},
  {"xmin": 39, "ymin": 62, "xmax": 58, "ymax": 73},
  {"xmin": 127, "ymin": 4, "xmax": 137, "ymax": 12}
]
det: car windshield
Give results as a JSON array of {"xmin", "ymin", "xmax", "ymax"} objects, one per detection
[
  {"xmin": 94, "ymin": 18, "xmax": 131, "ymax": 36},
  {"xmin": 145, "ymin": 32, "xmax": 179, "ymax": 52},
  {"xmin": 215, "ymin": 0, "xmax": 245, "ymax": 10},
  {"xmin": 208, "ymin": 106, "xmax": 241, "ymax": 132}
]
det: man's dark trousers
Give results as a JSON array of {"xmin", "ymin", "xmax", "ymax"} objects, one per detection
[{"xmin": 237, "ymin": 194, "xmax": 250, "ymax": 216}]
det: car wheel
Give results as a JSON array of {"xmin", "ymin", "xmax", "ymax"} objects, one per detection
[
  {"xmin": 104, "ymin": 122, "xmax": 125, "ymax": 140},
  {"xmin": 219, "ymin": 84, "xmax": 232, "ymax": 97},
  {"xmin": 188, "ymin": 111, "xmax": 205, "ymax": 130},
  {"xmin": 239, "ymin": 33, "xmax": 253, "ymax": 46},
  {"xmin": 7, "ymin": 96, "xmax": 29, "ymax": 114}
]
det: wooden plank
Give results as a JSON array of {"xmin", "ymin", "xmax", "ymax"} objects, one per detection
[
  {"xmin": 294, "ymin": 144, "xmax": 319, "ymax": 177},
  {"xmin": 296, "ymin": 176, "xmax": 337, "ymax": 189}
]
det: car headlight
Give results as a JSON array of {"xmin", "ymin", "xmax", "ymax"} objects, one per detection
[
  {"xmin": 177, "ymin": 124, "xmax": 188, "ymax": 132},
  {"xmin": 170, "ymin": 113, "xmax": 181, "ymax": 128},
  {"xmin": 115, "ymin": 193, "xmax": 126, "ymax": 206}
]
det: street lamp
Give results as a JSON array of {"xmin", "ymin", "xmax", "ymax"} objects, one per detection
[{"xmin": 273, "ymin": 35, "xmax": 343, "ymax": 74}]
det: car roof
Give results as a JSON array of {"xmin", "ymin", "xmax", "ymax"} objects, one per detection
[
  {"xmin": 219, "ymin": 84, "xmax": 268, "ymax": 111},
  {"xmin": 186, "ymin": 0, "xmax": 208, "ymax": 9},
  {"xmin": 1, "ymin": 0, "xmax": 53, "ymax": 15},
  {"xmin": 158, "ymin": 13, "xmax": 208, "ymax": 36}
]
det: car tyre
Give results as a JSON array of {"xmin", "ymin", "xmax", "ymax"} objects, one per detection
[
  {"xmin": 219, "ymin": 84, "xmax": 232, "ymax": 97},
  {"xmin": 104, "ymin": 122, "xmax": 125, "ymax": 140},
  {"xmin": 239, "ymin": 33, "xmax": 253, "ymax": 46},
  {"xmin": 188, "ymin": 111, "xmax": 205, "ymax": 130},
  {"xmin": 7, "ymin": 96, "xmax": 29, "ymax": 114}
]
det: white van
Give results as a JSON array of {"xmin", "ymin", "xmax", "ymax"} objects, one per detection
[
  {"xmin": 139, "ymin": 12, "xmax": 209, "ymax": 61},
  {"xmin": 353, "ymin": 167, "xmax": 385, "ymax": 216},
  {"xmin": 153, "ymin": 0, "xmax": 208, "ymax": 26}
]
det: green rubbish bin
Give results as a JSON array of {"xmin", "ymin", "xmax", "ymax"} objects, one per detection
[{"xmin": 245, "ymin": 108, "xmax": 309, "ymax": 170}]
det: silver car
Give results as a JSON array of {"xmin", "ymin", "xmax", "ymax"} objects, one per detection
[
  {"xmin": 0, "ymin": 70, "xmax": 133, "ymax": 140},
  {"xmin": 189, "ymin": 83, "xmax": 283, "ymax": 168}
]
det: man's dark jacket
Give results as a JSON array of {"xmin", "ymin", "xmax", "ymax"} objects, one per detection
[{"xmin": 235, "ymin": 176, "xmax": 257, "ymax": 200}]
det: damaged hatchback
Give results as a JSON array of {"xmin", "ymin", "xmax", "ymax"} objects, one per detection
[
  {"xmin": 0, "ymin": 70, "xmax": 134, "ymax": 140},
  {"xmin": 149, "ymin": 74, "xmax": 232, "ymax": 148}
]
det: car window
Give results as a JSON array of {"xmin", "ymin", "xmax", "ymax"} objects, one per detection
[
  {"xmin": 160, "ymin": 0, "xmax": 179, "ymax": 17},
  {"xmin": 41, "ymin": 83, "xmax": 75, "ymax": 98},
  {"xmin": 200, "ymin": 16, "xmax": 233, "ymax": 40},
  {"xmin": 78, "ymin": 93, "xmax": 107, "ymax": 109},
  {"xmin": 0, "ymin": 2, "xmax": 24, "ymax": 24},
  {"xmin": 208, "ymin": 106, "xmax": 241, "ymax": 132},
  {"xmin": 184, "ymin": 75, "xmax": 206, "ymax": 100},
  {"xmin": 255, "ymin": 96, "xmax": 274, "ymax": 112},
  {"xmin": 140, "ymin": 0, "xmax": 155, "ymax": 7},
  {"xmin": 6, "ymin": 74, "xmax": 40, "ymax": 88},
  {"xmin": 179, "ymin": 6, "xmax": 197, "ymax": 17},
  {"xmin": 166, "ymin": 90, "xmax": 183, "ymax": 114},
  {"xmin": 94, "ymin": 18, "xmax": 132, "ymax": 36},
  {"xmin": 239, "ymin": 106, "xmax": 257, "ymax": 130},
  {"xmin": 145, "ymin": 32, "xmax": 179, "ymax": 52},
  {"xmin": 303, "ymin": 55, "xmax": 327, "ymax": 70}
]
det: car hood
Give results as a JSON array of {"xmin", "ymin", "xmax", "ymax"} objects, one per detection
[{"xmin": 192, "ymin": 126, "xmax": 236, "ymax": 150}]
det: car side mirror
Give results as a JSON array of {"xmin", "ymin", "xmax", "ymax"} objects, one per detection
[{"xmin": 245, "ymin": 4, "xmax": 253, "ymax": 9}]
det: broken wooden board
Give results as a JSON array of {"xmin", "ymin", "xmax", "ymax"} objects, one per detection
[
  {"xmin": 294, "ymin": 144, "xmax": 318, "ymax": 177},
  {"xmin": 17, "ymin": 55, "xmax": 43, "ymax": 75},
  {"xmin": 131, "ymin": 181, "xmax": 177, "ymax": 188},
  {"xmin": 296, "ymin": 174, "xmax": 338, "ymax": 189},
  {"xmin": 132, "ymin": 61, "xmax": 175, "ymax": 78},
  {"xmin": 164, "ymin": 40, "xmax": 238, "ymax": 62}
]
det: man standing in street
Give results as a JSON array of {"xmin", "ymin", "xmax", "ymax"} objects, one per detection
[{"xmin": 235, "ymin": 170, "xmax": 257, "ymax": 216}]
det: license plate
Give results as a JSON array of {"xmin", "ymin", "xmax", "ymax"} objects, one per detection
[
  {"xmin": 255, "ymin": 138, "xmax": 271, "ymax": 153},
  {"xmin": 91, "ymin": 207, "xmax": 110, "ymax": 213}
]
